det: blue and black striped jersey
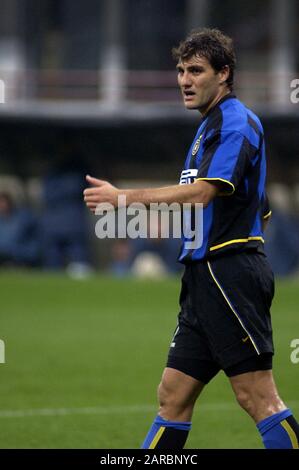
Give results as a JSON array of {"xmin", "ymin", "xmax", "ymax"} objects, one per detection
[{"xmin": 179, "ymin": 93, "xmax": 271, "ymax": 263}]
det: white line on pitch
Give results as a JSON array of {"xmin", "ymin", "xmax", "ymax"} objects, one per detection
[{"xmin": 0, "ymin": 401, "xmax": 298, "ymax": 419}]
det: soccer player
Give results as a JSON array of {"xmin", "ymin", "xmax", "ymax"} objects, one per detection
[{"xmin": 84, "ymin": 28, "xmax": 299, "ymax": 449}]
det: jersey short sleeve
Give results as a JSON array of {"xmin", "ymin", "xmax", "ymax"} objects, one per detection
[{"xmin": 196, "ymin": 130, "xmax": 249, "ymax": 195}]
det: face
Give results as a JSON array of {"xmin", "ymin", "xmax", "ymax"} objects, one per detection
[{"xmin": 177, "ymin": 55, "xmax": 229, "ymax": 114}]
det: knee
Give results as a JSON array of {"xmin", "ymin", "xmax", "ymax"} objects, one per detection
[
  {"xmin": 234, "ymin": 388, "xmax": 256, "ymax": 417},
  {"xmin": 157, "ymin": 380, "xmax": 193, "ymax": 419},
  {"xmin": 158, "ymin": 380, "xmax": 180, "ymax": 409},
  {"xmin": 234, "ymin": 386, "xmax": 283, "ymax": 421}
]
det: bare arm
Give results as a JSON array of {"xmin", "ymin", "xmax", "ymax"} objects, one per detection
[{"xmin": 83, "ymin": 175, "xmax": 219, "ymax": 211}]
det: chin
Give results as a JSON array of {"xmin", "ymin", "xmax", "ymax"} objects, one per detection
[{"xmin": 185, "ymin": 103, "xmax": 200, "ymax": 110}]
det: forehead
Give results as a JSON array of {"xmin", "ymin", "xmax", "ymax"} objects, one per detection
[{"xmin": 177, "ymin": 55, "xmax": 211, "ymax": 68}]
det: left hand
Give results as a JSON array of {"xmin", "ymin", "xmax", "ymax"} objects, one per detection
[{"xmin": 83, "ymin": 175, "xmax": 119, "ymax": 212}]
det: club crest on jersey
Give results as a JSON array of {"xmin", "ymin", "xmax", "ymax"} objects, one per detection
[
  {"xmin": 191, "ymin": 134, "xmax": 203, "ymax": 156},
  {"xmin": 179, "ymin": 169, "xmax": 198, "ymax": 185}
]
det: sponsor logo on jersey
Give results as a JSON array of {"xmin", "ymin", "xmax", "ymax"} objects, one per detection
[{"xmin": 179, "ymin": 168, "xmax": 198, "ymax": 185}]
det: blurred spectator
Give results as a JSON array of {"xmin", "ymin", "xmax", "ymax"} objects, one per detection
[
  {"xmin": 0, "ymin": 192, "xmax": 40, "ymax": 266},
  {"xmin": 109, "ymin": 239, "xmax": 132, "ymax": 277},
  {"xmin": 264, "ymin": 209, "xmax": 299, "ymax": 276},
  {"xmin": 108, "ymin": 215, "xmax": 182, "ymax": 278},
  {"xmin": 40, "ymin": 151, "xmax": 92, "ymax": 275}
]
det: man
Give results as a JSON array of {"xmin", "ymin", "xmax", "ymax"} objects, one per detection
[{"xmin": 84, "ymin": 28, "xmax": 299, "ymax": 449}]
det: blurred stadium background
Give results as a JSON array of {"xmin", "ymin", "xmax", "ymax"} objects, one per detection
[{"xmin": 0, "ymin": 0, "xmax": 299, "ymax": 449}]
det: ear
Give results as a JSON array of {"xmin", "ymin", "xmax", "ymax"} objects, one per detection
[{"xmin": 219, "ymin": 65, "xmax": 230, "ymax": 85}]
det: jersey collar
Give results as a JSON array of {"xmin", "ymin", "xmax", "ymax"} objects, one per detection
[{"xmin": 204, "ymin": 92, "xmax": 236, "ymax": 119}]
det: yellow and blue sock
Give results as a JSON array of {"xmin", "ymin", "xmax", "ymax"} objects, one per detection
[
  {"xmin": 141, "ymin": 415, "xmax": 191, "ymax": 449},
  {"xmin": 257, "ymin": 409, "xmax": 299, "ymax": 449}
]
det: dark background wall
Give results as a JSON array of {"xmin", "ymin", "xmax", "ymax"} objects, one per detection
[{"xmin": 0, "ymin": 114, "xmax": 298, "ymax": 184}]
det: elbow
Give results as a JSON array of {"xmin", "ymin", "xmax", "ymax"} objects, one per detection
[
  {"xmin": 202, "ymin": 196, "xmax": 213, "ymax": 208},
  {"xmin": 188, "ymin": 193, "xmax": 212, "ymax": 208},
  {"xmin": 196, "ymin": 188, "xmax": 214, "ymax": 207},
  {"xmin": 191, "ymin": 181, "xmax": 218, "ymax": 207}
]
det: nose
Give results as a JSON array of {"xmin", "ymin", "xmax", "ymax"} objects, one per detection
[{"xmin": 179, "ymin": 71, "xmax": 192, "ymax": 88}]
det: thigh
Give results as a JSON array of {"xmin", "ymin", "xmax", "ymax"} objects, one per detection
[
  {"xmin": 167, "ymin": 266, "xmax": 221, "ymax": 384},
  {"xmin": 167, "ymin": 320, "xmax": 221, "ymax": 384},
  {"xmin": 229, "ymin": 369, "xmax": 277, "ymax": 398},
  {"xmin": 193, "ymin": 252, "xmax": 274, "ymax": 370}
]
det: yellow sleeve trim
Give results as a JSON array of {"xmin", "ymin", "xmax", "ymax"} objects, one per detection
[
  {"xmin": 263, "ymin": 210, "xmax": 272, "ymax": 220},
  {"xmin": 196, "ymin": 178, "xmax": 235, "ymax": 196},
  {"xmin": 210, "ymin": 236, "xmax": 264, "ymax": 252}
]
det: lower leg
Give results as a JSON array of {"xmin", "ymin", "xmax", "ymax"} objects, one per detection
[
  {"xmin": 141, "ymin": 368, "xmax": 204, "ymax": 449},
  {"xmin": 141, "ymin": 415, "xmax": 192, "ymax": 449},
  {"xmin": 257, "ymin": 409, "xmax": 299, "ymax": 449},
  {"xmin": 230, "ymin": 370, "xmax": 299, "ymax": 449}
]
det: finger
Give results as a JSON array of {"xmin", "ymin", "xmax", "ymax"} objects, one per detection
[
  {"xmin": 83, "ymin": 188, "xmax": 97, "ymax": 197},
  {"xmin": 85, "ymin": 200, "xmax": 97, "ymax": 206},
  {"xmin": 83, "ymin": 188, "xmax": 102, "ymax": 196},
  {"xmin": 86, "ymin": 175, "xmax": 107, "ymax": 187},
  {"xmin": 84, "ymin": 194, "xmax": 101, "ymax": 202},
  {"xmin": 84, "ymin": 191, "xmax": 101, "ymax": 200},
  {"xmin": 86, "ymin": 202, "xmax": 97, "ymax": 209}
]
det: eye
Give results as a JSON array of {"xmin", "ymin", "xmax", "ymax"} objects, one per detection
[{"xmin": 190, "ymin": 67, "xmax": 203, "ymax": 74}]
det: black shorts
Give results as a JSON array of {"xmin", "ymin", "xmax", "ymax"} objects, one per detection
[{"xmin": 167, "ymin": 251, "xmax": 275, "ymax": 384}]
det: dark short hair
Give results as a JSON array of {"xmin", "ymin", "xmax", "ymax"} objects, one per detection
[{"xmin": 172, "ymin": 28, "xmax": 236, "ymax": 91}]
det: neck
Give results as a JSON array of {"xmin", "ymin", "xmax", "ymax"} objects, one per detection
[{"xmin": 200, "ymin": 88, "xmax": 231, "ymax": 117}]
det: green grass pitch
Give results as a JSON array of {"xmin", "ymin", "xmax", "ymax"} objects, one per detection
[{"xmin": 0, "ymin": 271, "xmax": 298, "ymax": 448}]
